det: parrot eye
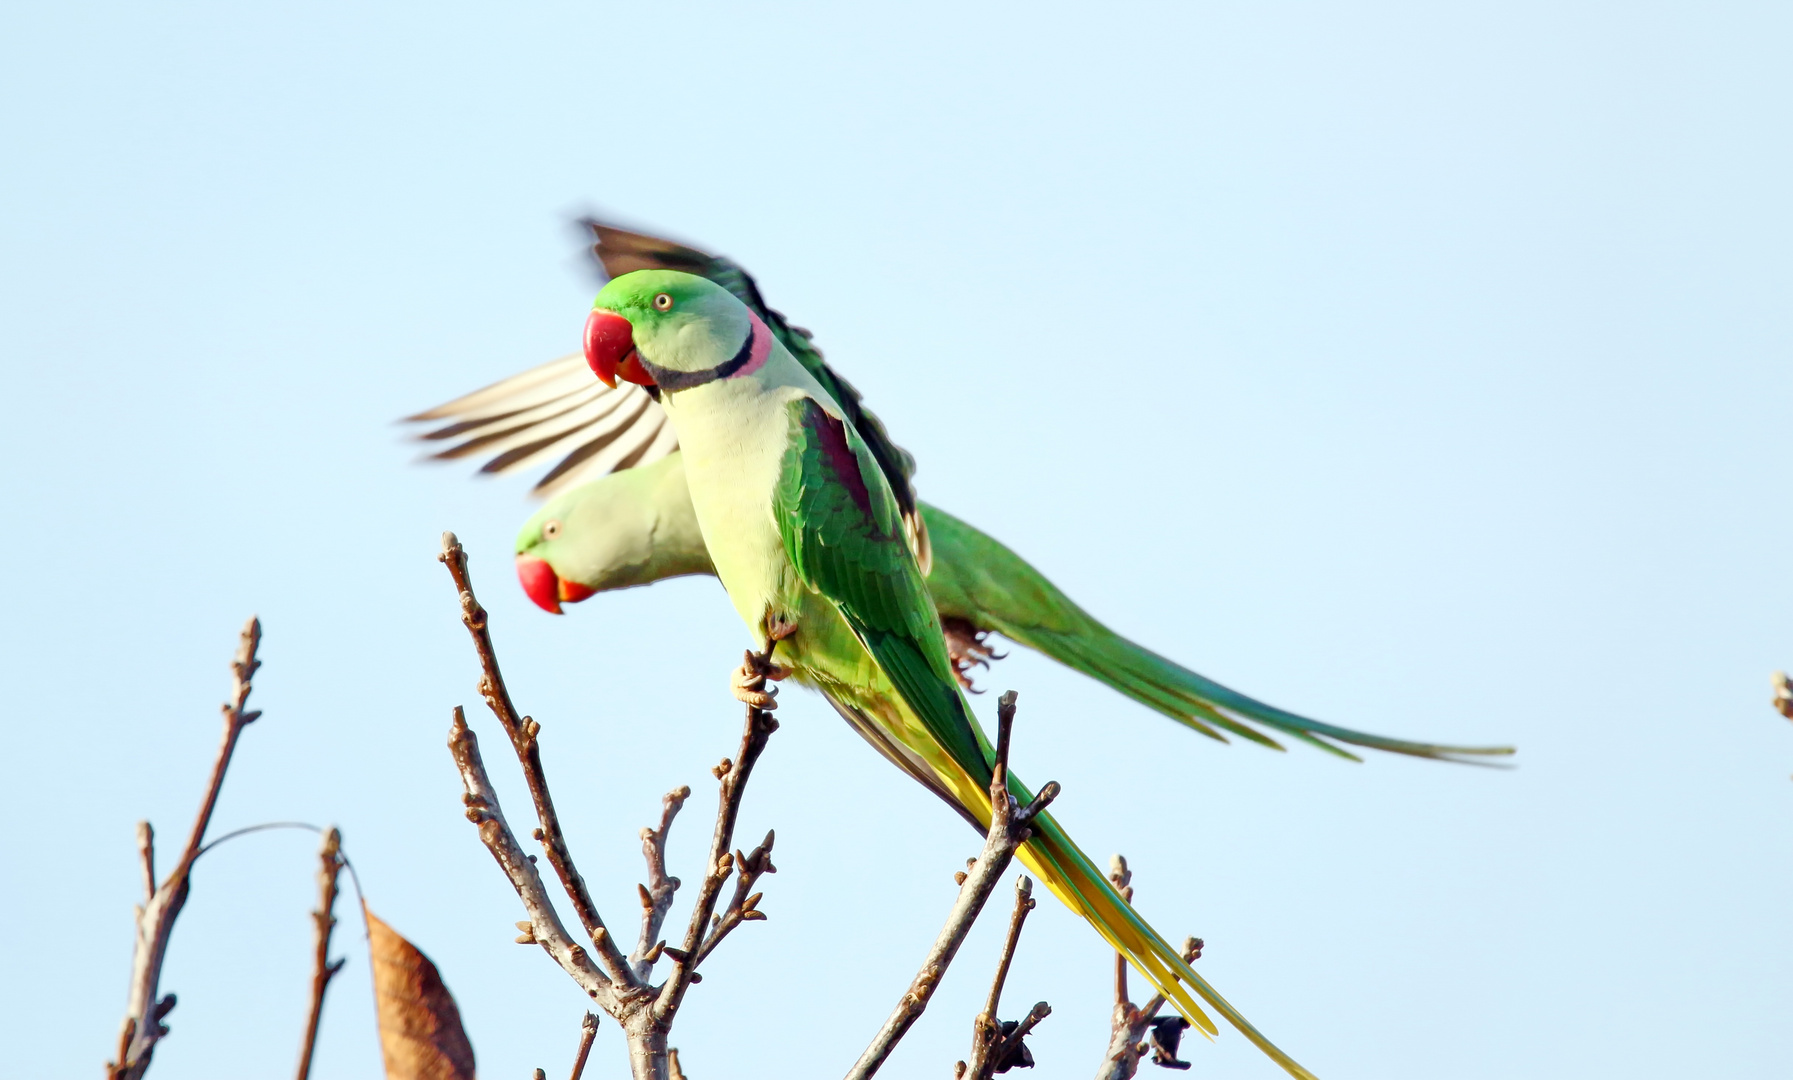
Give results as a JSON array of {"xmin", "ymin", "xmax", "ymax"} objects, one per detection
[
  {"xmin": 652, "ymin": 293, "xmax": 674, "ymax": 312},
  {"xmin": 542, "ymin": 520, "xmax": 562, "ymax": 540}
]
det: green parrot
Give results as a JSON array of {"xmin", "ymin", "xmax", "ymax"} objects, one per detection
[
  {"xmin": 512, "ymin": 452, "xmax": 1510, "ymax": 763},
  {"xmin": 578, "ymin": 267, "xmax": 1313, "ymax": 1077}
]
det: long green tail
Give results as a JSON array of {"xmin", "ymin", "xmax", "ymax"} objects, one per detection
[{"xmin": 921, "ymin": 504, "xmax": 1511, "ymax": 763}]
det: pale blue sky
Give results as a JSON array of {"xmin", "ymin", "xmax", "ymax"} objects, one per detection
[{"xmin": 3, "ymin": 2, "xmax": 1789, "ymax": 1077}]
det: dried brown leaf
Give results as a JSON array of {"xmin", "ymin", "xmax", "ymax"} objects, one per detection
[{"xmin": 365, "ymin": 904, "xmax": 476, "ymax": 1080}]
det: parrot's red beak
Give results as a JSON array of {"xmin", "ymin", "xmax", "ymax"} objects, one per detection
[
  {"xmin": 583, "ymin": 309, "xmax": 655, "ymax": 389},
  {"xmin": 515, "ymin": 554, "xmax": 596, "ymax": 614}
]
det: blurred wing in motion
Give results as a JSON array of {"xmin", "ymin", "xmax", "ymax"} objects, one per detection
[
  {"xmin": 405, "ymin": 215, "xmax": 917, "ymax": 530},
  {"xmin": 405, "ymin": 354, "xmax": 678, "ymax": 501}
]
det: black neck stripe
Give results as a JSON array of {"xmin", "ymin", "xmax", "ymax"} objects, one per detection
[{"xmin": 636, "ymin": 323, "xmax": 757, "ymax": 394}]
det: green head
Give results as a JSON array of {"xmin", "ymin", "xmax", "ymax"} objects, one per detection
[
  {"xmin": 583, "ymin": 270, "xmax": 764, "ymax": 392},
  {"xmin": 512, "ymin": 453, "xmax": 713, "ymax": 613}
]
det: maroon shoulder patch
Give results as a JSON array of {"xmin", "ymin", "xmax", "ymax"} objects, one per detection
[{"xmin": 807, "ymin": 401, "xmax": 876, "ymax": 523}]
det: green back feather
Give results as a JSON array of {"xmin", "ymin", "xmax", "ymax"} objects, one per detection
[{"xmin": 773, "ymin": 397, "xmax": 989, "ymax": 781}]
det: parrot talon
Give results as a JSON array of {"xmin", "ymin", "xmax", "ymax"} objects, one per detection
[
  {"xmin": 731, "ymin": 661, "xmax": 780, "ymax": 710},
  {"xmin": 941, "ymin": 617, "xmax": 1005, "ymax": 692},
  {"xmin": 764, "ymin": 612, "xmax": 799, "ymax": 642}
]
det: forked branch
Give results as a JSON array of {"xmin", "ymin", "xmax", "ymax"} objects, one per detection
[
  {"xmin": 1097, "ymin": 855, "xmax": 1202, "ymax": 1079},
  {"xmin": 440, "ymin": 534, "xmax": 780, "ymax": 1080},
  {"xmin": 844, "ymin": 691, "xmax": 1057, "ymax": 1080},
  {"xmin": 449, "ymin": 710, "xmax": 618, "ymax": 1005},
  {"xmin": 651, "ymin": 659, "xmax": 780, "ymax": 1023},
  {"xmin": 440, "ymin": 532, "xmax": 636, "ymax": 986},
  {"xmin": 107, "ymin": 617, "xmax": 264, "ymax": 1080},
  {"xmin": 959, "ymin": 876, "xmax": 1051, "ymax": 1080}
]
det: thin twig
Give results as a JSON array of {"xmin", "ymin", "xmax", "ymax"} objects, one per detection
[
  {"xmin": 984, "ymin": 877, "xmax": 1034, "ymax": 1028},
  {"xmin": 108, "ymin": 616, "xmax": 263, "ymax": 1080},
  {"xmin": 439, "ymin": 531, "xmax": 637, "ymax": 987},
  {"xmin": 569, "ymin": 1012, "xmax": 599, "ymax": 1080},
  {"xmin": 1109, "ymin": 855, "xmax": 1133, "ymax": 1015},
  {"xmin": 295, "ymin": 827, "xmax": 345, "ymax": 1080},
  {"xmin": 136, "ymin": 823, "xmax": 155, "ymax": 903},
  {"xmin": 631, "ymin": 787, "xmax": 690, "ymax": 982},
  {"xmin": 844, "ymin": 691, "xmax": 1058, "ymax": 1080},
  {"xmin": 652, "ymin": 658, "xmax": 780, "ymax": 1023},
  {"xmin": 687, "ymin": 825, "xmax": 777, "ymax": 971},
  {"xmin": 961, "ymin": 876, "xmax": 1050, "ymax": 1080}
]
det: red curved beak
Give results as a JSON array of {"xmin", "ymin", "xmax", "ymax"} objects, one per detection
[
  {"xmin": 515, "ymin": 555, "xmax": 599, "ymax": 614},
  {"xmin": 583, "ymin": 309, "xmax": 655, "ymax": 388},
  {"xmin": 516, "ymin": 554, "xmax": 564, "ymax": 614}
]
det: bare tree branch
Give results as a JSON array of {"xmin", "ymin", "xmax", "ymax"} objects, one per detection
[
  {"xmin": 961, "ymin": 876, "xmax": 1051, "ymax": 1080},
  {"xmin": 439, "ymin": 531, "xmax": 638, "ymax": 987},
  {"xmin": 452, "ymin": 693, "xmax": 781, "ymax": 1080},
  {"xmin": 295, "ymin": 827, "xmax": 346, "ymax": 1080},
  {"xmin": 1096, "ymin": 856, "xmax": 1202, "ymax": 1079},
  {"xmin": 652, "ymin": 659, "xmax": 780, "ymax": 1023},
  {"xmin": 982, "ymin": 876, "xmax": 1035, "ymax": 1026},
  {"xmin": 108, "ymin": 616, "xmax": 264, "ymax": 1080},
  {"xmin": 631, "ymin": 787, "xmax": 690, "ymax": 983},
  {"xmin": 441, "ymin": 535, "xmax": 781, "ymax": 1080},
  {"xmin": 844, "ymin": 691, "xmax": 1058, "ymax": 1080},
  {"xmin": 449, "ymin": 709, "xmax": 619, "ymax": 1006},
  {"xmin": 569, "ymin": 1012, "xmax": 600, "ymax": 1080}
]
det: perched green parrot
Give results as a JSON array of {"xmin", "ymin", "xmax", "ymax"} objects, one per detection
[
  {"xmin": 512, "ymin": 452, "xmax": 1510, "ymax": 763},
  {"xmin": 578, "ymin": 267, "xmax": 1313, "ymax": 1076}
]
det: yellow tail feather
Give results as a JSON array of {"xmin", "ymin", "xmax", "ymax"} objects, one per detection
[{"xmin": 1015, "ymin": 824, "xmax": 1319, "ymax": 1080}]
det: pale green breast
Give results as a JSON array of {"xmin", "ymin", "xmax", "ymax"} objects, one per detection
[{"xmin": 659, "ymin": 358, "xmax": 817, "ymax": 643}]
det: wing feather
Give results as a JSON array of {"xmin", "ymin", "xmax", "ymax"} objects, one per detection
[
  {"xmin": 405, "ymin": 219, "xmax": 921, "ymax": 524},
  {"xmin": 775, "ymin": 397, "xmax": 986, "ymax": 779},
  {"xmin": 405, "ymin": 353, "xmax": 677, "ymax": 498}
]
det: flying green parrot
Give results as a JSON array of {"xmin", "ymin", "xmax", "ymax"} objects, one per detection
[
  {"xmin": 577, "ymin": 266, "xmax": 1313, "ymax": 1077},
  {"xmin": 510, "ymin": 451, "xmax": 1509, "ymax": 763}
]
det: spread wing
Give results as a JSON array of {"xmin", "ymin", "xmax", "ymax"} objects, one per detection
[
  {"xmin": 774, "ymin": 396, "xmax": 984, "ymax": 780},
  {"xmin": 403, "ymin": 354, "xmax": 678, "ymax": 501}
]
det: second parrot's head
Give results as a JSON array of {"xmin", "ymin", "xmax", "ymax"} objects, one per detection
[
  {"xmin": 514, "ymin": 468, "xmax": 657, "ymax": 614},
  {"xmin": 513, "ymin": 455, "xmax": 713, "ymax": 614},
  {"xmin": 583, "ymin": 270, "xmax": 763, "ymax": 391}
]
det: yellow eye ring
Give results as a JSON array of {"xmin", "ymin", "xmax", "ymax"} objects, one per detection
[
  {"xmin": 542, "ymin": 520, "xmax": 562, "ymax": 540},
  {"xmin": 652, "ymin": 293, "xmax": 674, "ymax": 312}
]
